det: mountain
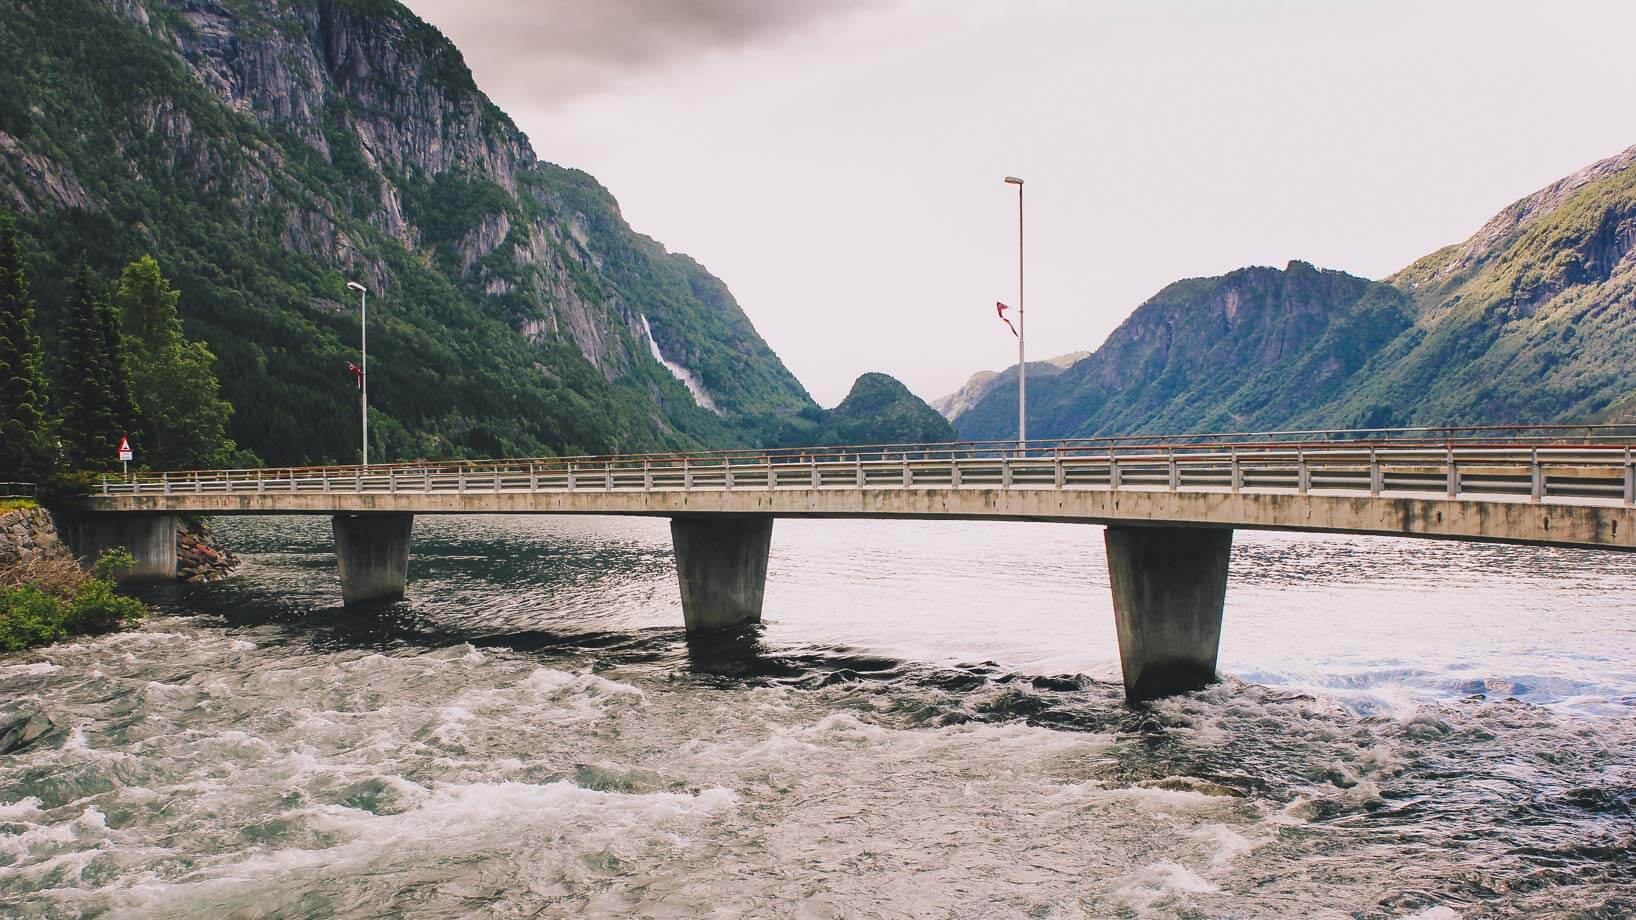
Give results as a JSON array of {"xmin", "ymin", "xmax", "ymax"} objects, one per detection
[
  {"xmin": 930, "ymin": 351, "xmax": 1088, "ymax": 420},
  {"xmin": 949, "ymin": 145, "xmax": 1636, "ymax": 441},
  {"xmin": 0, "ymin": 0, "xmax": 814, "ymax": 466},
  {"xmin": 801, "ymin": 373, "xmax": 955, "ymax": 447}
]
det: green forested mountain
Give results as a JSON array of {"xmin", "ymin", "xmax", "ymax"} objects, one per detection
[
  {"xmin": 0, "ymin": 0, "xmax": 814, "ymax": 467},
  {"xmin": 949, "ymin": 144, "xmax": 1636, "ymax": 440},
  {"xmin": 798, "ymin": 373, "xmax": 955, "ymax": 447}
]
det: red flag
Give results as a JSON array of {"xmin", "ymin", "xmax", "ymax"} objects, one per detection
[
  {"xmin": 346, "ymin": 361, "xmax": 363, "ymax": 389},
  {"xmin": 996, "ymin": 301, "xmax": 1018, "ymax": 337}
]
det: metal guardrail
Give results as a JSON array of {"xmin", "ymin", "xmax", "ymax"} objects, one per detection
[
  {"xmin": 96, "ymin": 438, "xmax": 1636, "ymax": 506},
  {"xmin": 0, "ymin": 482, "xmax": 38, "ymax": 499}
]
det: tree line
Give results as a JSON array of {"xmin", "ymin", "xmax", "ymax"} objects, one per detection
[{"xmin": 0, "ymin": 213, "xmax": 246, "ymax": 482}]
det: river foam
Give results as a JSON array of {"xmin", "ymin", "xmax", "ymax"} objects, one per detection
[{"xmin": 2, "ymin": 515, "xmax": 1632, "ymax": 917}]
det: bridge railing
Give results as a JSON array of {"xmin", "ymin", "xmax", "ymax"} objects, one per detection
[
  {"xmin": 0, "ymin": 482, "xmax": 37, "ymax": 500},
  {"xmin": 94, "ymin": 435, "xmax": 1636, "ymax": 506}
]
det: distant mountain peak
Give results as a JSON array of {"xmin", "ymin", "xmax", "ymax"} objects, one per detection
[{"xmin": 931, "ymin": 351, "xmax": 1090, "ymax": 419}]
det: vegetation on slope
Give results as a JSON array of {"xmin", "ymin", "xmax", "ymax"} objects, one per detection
[
  {"xmin": 0, "ymin": 0, "xmax": 814, "ymax": 468},
  {"xmin": 796, "ymin": 373, "xmax": 956, "ymax": 447}
]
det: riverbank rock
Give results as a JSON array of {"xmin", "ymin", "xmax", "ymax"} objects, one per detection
[
  {"xmin": 0, "ymin": 507, "xmax": 74, "ymax": 569},
  {"xmin": 3, "ymin": 506, "xmax": 239, "ymax": 581},
  {"xmin": 178, "ymin": 517, "xmax": 240, "ymax": 583}
]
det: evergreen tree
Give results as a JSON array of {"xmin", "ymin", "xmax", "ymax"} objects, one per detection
[
  {"xmin": 115, "ymin": 256, "xmax": 237, "ymax": 469},
  {"xmin": 60, "ymin": 262, "xmax": 117, "ymax": 470},
  {"xmin": 97, "ymin": 293, "xmax": 137, "ymax": 447},
  {"xmin": 0, "ymin": 214, "xmax": 50, "ymax": 480}
]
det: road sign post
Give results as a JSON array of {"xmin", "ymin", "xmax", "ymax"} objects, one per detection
[{"xmin": 118, "ymin": 435, "xmax": 133, "ymax": 477}]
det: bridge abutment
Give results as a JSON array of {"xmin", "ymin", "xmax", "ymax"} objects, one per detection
[
  {"xmin": 1104, "ymin": 525, "xmax": 1233, "ymax": 702},
  {"xmin": 671, "ymin": 515, "xmax": 773, "ymax": 631},
  {"xmin": 333, "ymin": 512, "xmax": 413, "ymax": 605},
  {"xmin": 61, "ymin": 514, "xmax": 178, "ymax": 581}
]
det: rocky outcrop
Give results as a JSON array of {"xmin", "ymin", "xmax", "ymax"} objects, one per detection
[
  {"xmin": 177, "ymin": 517, "xmax": 238, "ymax": 583},
  {"xmin": 0, "ymin": 507, "xmax": 74, "ymax": 569}
]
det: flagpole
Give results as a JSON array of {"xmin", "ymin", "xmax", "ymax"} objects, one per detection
[
  {"xmin": 1005, "ymin": 176, "xmax": 1025, "ymax": 448},
  {"xmin": 348, "ymin": 281, "xmax": 369, "ymax": 466}
]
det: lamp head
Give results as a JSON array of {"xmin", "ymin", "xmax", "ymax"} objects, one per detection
[
  {"xmin": 346, "ymin": 281, "xmax": 367, "ymax": 293},
  {"xmin": 1004, "ymin": 176, "xmax": 1024, "ymax": 186}
]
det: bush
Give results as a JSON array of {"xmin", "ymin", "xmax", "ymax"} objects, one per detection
[
  {"xmin": 65, "ymin": 577, "xmax": 143, "ymax": 635},
  {"xmin": 0, "ymin": 585, "xmax": 67, "ymax": 651},
  {"xmin": 0, "ymin": 548, "xmax": 144, "ymax": 652}
]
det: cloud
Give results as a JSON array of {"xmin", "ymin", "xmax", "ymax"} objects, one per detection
[{"xmin": 402, "ymin": 0, "xmax": 875, "ymax": 103}]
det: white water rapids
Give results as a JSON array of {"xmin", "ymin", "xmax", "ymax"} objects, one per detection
[{"xmin": 1, "ymin": 516, "xmax": 1633, "ymax": 917}]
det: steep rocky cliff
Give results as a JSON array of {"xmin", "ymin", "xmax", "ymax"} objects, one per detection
[
  {"xmin": 0, "ymin": 0, "xmax": 814, "ymax": 464},
  {"xmin": 950, "ymin": 144, "xmax": 1636, "ymax": 440}
]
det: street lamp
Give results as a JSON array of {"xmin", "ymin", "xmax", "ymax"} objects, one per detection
[
  {"xmin": 1004, "ymin": 176, "xmax": 1025, "ymax": 447},
  {"xmin": 347, "ymin": 281, "xmax": 368, "ymax": 466}
]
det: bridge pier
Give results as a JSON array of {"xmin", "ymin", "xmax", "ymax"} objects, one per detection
[
  {"xmin": 1104, "ymin": 525, "xmax": 1233, "ymax": 702},
  {"xmin": 671, "ymin": 515, "xmax": 773, "ymax": 632},
  {"xmin": 333, "ymin": 512, "xmax": 413, "ymax": 605},
  {"xmin": 61, "ymin": 514, "xmax": 177, "ymax": 582}
]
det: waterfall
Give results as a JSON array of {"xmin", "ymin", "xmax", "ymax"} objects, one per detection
[{"xmin": 640, "ymin": 315, "xmax": 722, "ymax": 414}]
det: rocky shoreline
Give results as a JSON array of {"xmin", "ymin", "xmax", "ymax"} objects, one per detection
[
  {"xmin": 177, "ymin": 517, "xmax": 239, "ymax": 582},
  {"xmin": 1, "ymin": 506, "xmax": 238, "ymax": 582}
]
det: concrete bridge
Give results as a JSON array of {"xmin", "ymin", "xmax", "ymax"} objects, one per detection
[{"xmin": 66, "ymin": 430, "xmax": 1636, "ymax": 700}]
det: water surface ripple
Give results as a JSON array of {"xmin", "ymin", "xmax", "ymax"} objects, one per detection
[{"xmin": 2, "ymin": 515, "xmax": 1632, "ymax": 917}]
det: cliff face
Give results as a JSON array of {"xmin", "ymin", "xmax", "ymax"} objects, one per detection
[
  {"xmin": 949, "ymin": 144, "xmax": 1636, "ymax": 440},
  {"xmin": 953, "ymin": 262, "xmax": 1414, "ymax": 440},
  {"xmin": 931, "ymin": 352, "xmax": 1087, "ymax": 421},
  {"xmin": 0, "ymin": 0, "xmax": 813, "ymax": 464}
]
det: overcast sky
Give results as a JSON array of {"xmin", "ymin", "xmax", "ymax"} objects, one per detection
[{"xmin": 403, "ymin": 0, "xmax": 1636, "ymax": 406}]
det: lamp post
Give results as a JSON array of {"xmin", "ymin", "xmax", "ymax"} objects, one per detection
[
  {"xmin": 1004, "ymin": 176, "xmax": 1025, "ymax": 447},
  {"xmin": 347, "ymin": 281, "xmax": 369, "ymax": 466}
]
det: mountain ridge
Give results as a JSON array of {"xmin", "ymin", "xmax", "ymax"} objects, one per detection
[{"xmin": 949, "ymin": 144, "xmax": 1636, "ymax": 441}]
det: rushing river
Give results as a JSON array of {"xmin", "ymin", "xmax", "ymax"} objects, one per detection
[{"xmin": 2, "ymin": 515, "xmax": 1633, "ymax": 918}]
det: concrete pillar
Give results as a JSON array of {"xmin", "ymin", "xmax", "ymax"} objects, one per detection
[
  {"xmin": 1104, "ymin": 525, "xmax": 1233, "ymax": 702},
  {"xmin": 333, "ymin": 512, "xmax": 413, "ymax": 605},
  {"xmin": 61, "ymin": 514, "xmax": 177, "ymax": 582},
  {"xmin": 670, "ymin": 515, "xmax": 773, "ymax": 632}
]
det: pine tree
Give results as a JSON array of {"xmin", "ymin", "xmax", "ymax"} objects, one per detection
[
  {"xmin": 98, "ymin": 293, "xmax": 137, "ymax": 449},
  {"xmin": 60, "ymin": 262, "xmax": 118, "ymax": 470},
  {"xmin": 116, "ymin": 256, "xmax": 236, "ymax": 469},
  {"xmin": 0, "ymin": 214, "xmax": 51, "ymax": 481}
]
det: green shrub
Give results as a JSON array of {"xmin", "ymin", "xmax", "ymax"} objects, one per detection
[
  {"xmin": 0, "ymin": 585, "xmax": 66, "ymax": 652},
  {"xmin": 65, "ymin": 577, "xmax": 144, "ymax": 635},
  {"xmin": 90, "ymin": 547, "xmax": 136, "ymax": 581},
  {"xmin": 0, "ymin": 549, "xmax": 144, "ymax": 651}
]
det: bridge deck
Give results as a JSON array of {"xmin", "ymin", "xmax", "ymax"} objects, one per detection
[{"xmin": 82, "ymin": 440, "xmax": 1636, "ymax": 551}]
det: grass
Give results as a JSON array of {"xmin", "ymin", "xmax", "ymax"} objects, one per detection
[{"xmin": 0, "ymin": 498, "xmax": 39, "ymax": 513}]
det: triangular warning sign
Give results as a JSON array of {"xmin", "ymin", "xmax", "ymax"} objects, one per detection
[{"xmin": 118, "ymin": 436, "xmax": 131, "ymax": 452}]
